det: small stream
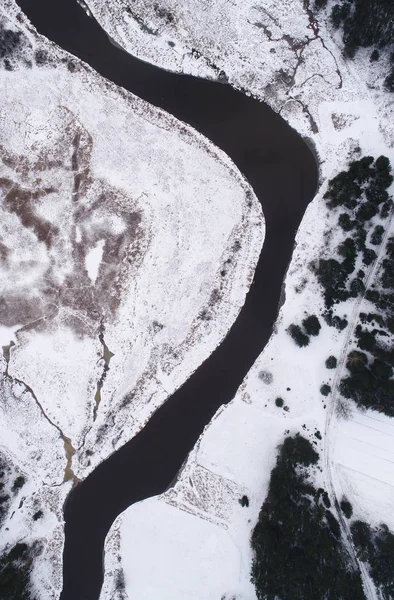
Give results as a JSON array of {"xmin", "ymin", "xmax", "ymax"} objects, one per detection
[{"xmin": 16, "ymin": 0, "xmax": 318, "ymax": 598}]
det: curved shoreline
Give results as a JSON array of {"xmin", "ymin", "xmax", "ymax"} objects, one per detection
[{"xmin": 16, "ymin": 1, "xmax": 318, "ymax": 598}]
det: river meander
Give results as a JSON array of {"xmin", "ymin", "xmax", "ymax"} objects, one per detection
[{"xmin": 16, "ymin": 0, "xmax": 318, "ymax": 597}]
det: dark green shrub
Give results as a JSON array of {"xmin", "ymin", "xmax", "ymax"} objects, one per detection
[
  {"xmin": 288, "ymin": 324, "xmax": 310, "ymax": 347},
  {"xmin": 314, "ymin": 0, "xmax": 328, "ymax": 8},
  {"xmin": 34, "ymin": 49, "xmax": 48, "ymax": 65},
  {"xmin": 363, "ymin": 247, "xmax": 377, "ymax": 265},
  {"xmin": 0, "ymin": 22, "xmax": 22, "ymax": 61},
  {"xmin": 366, "ymin": 185, "xmax": 389, "ymax": 205},
  {"xmin": 320, "ymin": 384, "xmax": 331, "ymax": 396},
  {"xmin": 275, "ymin": 397, "xmax": 284, "ymax": 408},
  {"xmin": 331, "ymin": 2, "xmax": 351, "ymax": 28},
  {"xmin": 333, "ymin": 316, "xmax": 348, "ymax": 330},
  {"xmin": 350, "ymin": 277, "xmax": 365, "ymax": 297},
  {"xmin": 357, "ymin": 329, "xmax": 376, "ymax": 352},
  {"xmin": 381, "ymin": 199, "xmax": 392, "ymax": 218},
  {"xmin": 384, "ymin": 68, "xmax": 394, "ymax": 92},
  {"xmin": 251, "ymin": 434, "xmax": 365, "ymax": 600},
  {"xmin": 12, "ymin": 476, "xmax": 25, "ymax": 493},
  {"xmin": 356, "ymin": 200, "xmax": 378, "ymax": 221},
  {"xmin": 316, "ymin": 259, "xmax": 347, "ymax": 293},
  {"xmin": 326, "ymin": 510, "xmax": 341, "ymax": 537},
  {"xmin": 302, "ymin": 315, "xmax": 321, "ymax": 336},
  {"xmin": 326, "ymin": 355, "xmax": 337, "ymax": 369},
  {"xmin": 340, "ymin": 499, "xmax": 353, "ymax": 518},
  {"xmin": 346, "ymin": 350, "xmax": 368, "ymax": 373},
  {"xmin": 351, "ymin": 521, "xmax": 394, "ymax": 597},
  {"xmin": 370, "ymin": 225, "xmax": 384, "ymax": 245},
  {"xmin": 375, "ymin": 155, "xmax": 391, "ymax": 173},
  {"xmin": 280, "ymin": 434, "xmax": 320, "ymax": 466},
  {"xmin": 355, "ymin": 226, "xmax": 367, "ymax": 251},
  {"xmin": 0, "ymin": 543, "xmax": 35, "ymax": 600},
  {"xmin": 338, "ymin": 213, "xmax": 355, "ymax": 231},
  {"xmin": 371, "ymin": 359, "xmax": 392, "ymax": 380}
]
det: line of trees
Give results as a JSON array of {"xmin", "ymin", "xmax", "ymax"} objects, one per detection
[
  {"xmin": 251, "ymin": 435, "xmax": 365, "ymax": 599},
  {"xmin": 318, "ymin": 0, "xmax": 394, "ymax": 90},
  {"xmin": 339, "ymin": 235, "xmax": 394, "ymax": 416},
  {"xmin": 315, "ymin": 156, "xmax": 392, "ymax": 314},
  {"xmin": 351, "ymin": 521, "xmax": 394, "ymax": 597}
]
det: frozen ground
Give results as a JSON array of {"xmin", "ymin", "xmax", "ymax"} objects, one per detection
[
  {"xmin": 0, "ymin": 1, "xmax": 263, "ymax": 596},
  {"xmin": 82, "ymin": 2, "xmax": 394, "ymax": 599},
  {"xmin": 1, "ymin": 0, "xmax": 394, "ymax": 598}
]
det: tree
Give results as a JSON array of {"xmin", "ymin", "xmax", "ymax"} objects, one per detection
[
  {"xmin": 363, "ymin": 247, "xmax": 377, "ymax": 266},
  {"xmin": 251, "ymin": 435, "xmax": 365, "ymax": 600},
  {"xmin": 350, "ymin": 277, "xmax": 365, "ymax": 297},
  {"xmin": 288, "ymin": 324, "xmax": 310, "ymax": 347},
  {"xmin": 338, "ymin": 212, "xmax": 355, "ymax": 231},
  {"xmin": 340, "ymin": 499, "xmax": 353, "ymax": 518},
  {"xmin": 11, "ymin": 476, "xmax": 25, "ymax": 493},
  {"xmin": 302, "ymin": 315, "xmax": 321, "ymax": 336},
  {"xmin": 326, "ymin": 355, "xmax": 337, "ymax": 369},
  {"xmin": 370, "ymin": 225, "xmax": 384, "ymax": 245}
]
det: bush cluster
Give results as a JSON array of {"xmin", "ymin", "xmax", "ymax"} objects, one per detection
[
  {"xmin": 0, "ymin": 543, "xmax": 36, "ymax": 600},
  {"xmin": 287, "ymin": 315, "xmax": 321, "ymax": 346},
  {"xmin": 317, "ymin": 156, "xmax": 392, "ymax": 310},
  {"xmin": 329, "ymin": 0, "xmax": 394, "ymax": 89},
  {"xmin": 0, "ymin": 20, "xmax": 22, "ymax": 71},
  {"xmin": 338, "ymin": 235, "xmax": 394, "ymax": 417},
  {"xmin": 287, "ymin": 323, "xmax": 310, "ymax": 347},
  {"xmin": 351, "ymin": 521, "xmax": 394, "ymax": 598},
  {"xmin": 251, "ymin": 435, "xmax": 365, "ymax": 600},
  {"xmin": 340, "ymin": 343, "xmax": 394, "ymax": 416}
]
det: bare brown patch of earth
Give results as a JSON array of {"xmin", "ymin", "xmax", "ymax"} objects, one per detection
[{"xmin": 0, "ymin": 112, "xmax": 146, "ymax": 340}]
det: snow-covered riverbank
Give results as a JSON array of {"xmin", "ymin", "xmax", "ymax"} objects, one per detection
[
  {"xmin": 82, "ymin": 2, "xmax": 394, "ymax": 599},
  {"xmin": 0, "ymin": 1, "xmax": 263, "ymax": 595}
]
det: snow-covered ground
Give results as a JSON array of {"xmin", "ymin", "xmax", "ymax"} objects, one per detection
[
  {"xmin": 1, "ymin": 0, "xmax": 394, "ymax": 598},
  {"xmin": 79, "ymin": 2, "xmax": 394, "ymax": 599},
  {"xmin": 0, "ymin": 1, "xmax": 263, "ymax": 595}
]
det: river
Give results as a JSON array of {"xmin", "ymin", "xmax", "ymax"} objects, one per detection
[{"xmin": 16, "ymin": 0, "xmax": 318, "ymax": 598}]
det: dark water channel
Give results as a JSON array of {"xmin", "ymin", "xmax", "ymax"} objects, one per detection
[{"xmin": 16, "ymin": 0, "xmax": 318, "ymax": 598}]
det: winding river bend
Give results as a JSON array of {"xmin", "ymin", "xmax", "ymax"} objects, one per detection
[{"xmin": 17, "ymin": 1, "xmax": 318, "ymax": 598}]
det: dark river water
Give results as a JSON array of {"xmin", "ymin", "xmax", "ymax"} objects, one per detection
[{"xmin": 16, "ymin": 0, "xmax": 318, "ymax": 598}]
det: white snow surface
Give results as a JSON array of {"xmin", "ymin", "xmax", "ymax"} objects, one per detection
[
  {"xmin": 1, "ymin": 0, "xmax": 394, "ymax": 599},
  {"xmin": 85, "ymin": 239, "xmax": 105, "ymax": 284},
  {"xmin": 0, "ymin": 1, "xmax": 263, "ymax": 596},
  {"xmin": 85, "ymin": 2, "xmax": 394, "ymax": 600}
]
